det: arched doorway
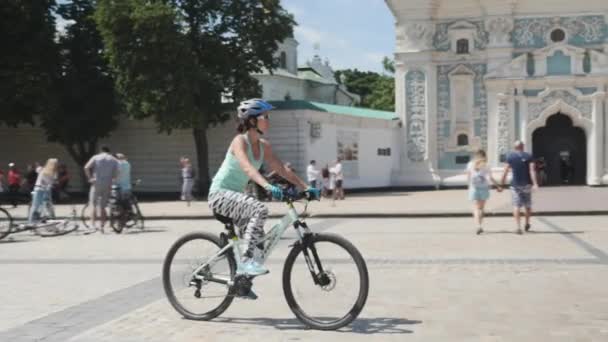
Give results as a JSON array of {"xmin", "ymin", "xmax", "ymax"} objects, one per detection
[{"xmin": 532, "ymin": 113, "xmax": 586, "ymax": 185}]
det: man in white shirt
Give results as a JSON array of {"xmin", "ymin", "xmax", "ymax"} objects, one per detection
[
  {"xmin": 306, "ymin": 160, "xmax": 320, "ymax": 189},
  {"xmin": 330, "ymin": 157, "xmax": 345, "ymax": 200}
]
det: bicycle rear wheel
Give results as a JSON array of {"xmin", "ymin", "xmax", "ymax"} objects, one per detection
[
  {"xmin": 282, "ymin": 233, "xmax": 369, "ymax": 330},
  {"xmin": 0, "ymin": 208, "xmax": 13, "ymax": 240},
  {"xmin": 80, "ymin": 204, "xmax": 93, "ymax": 229},
  {"xmin": 162, "ymin": 232, "xmax": 236, "ymax": 321}
]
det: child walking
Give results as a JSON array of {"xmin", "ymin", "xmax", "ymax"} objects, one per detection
[{"xmin": 466, "ymin": 150, "xmax": 502, "ymax": 234}]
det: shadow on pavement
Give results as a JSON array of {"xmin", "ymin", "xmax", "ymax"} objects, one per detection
[
  {"xmin": 125, "ymin": 228, "xmax": 167, "ymax": 234},
  {"xmin": 0, "ymin": 237, "xmax": 33, "ymax": 244},
  {"xmin": 482, "ymin": 230, "xmax": 584, "ymax": 235},
  {"xmin": 213, "ymin": 316, "xmax": 421, "ymax": 334}
]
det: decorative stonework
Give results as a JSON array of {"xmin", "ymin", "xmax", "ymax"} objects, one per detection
[
  {"xmin": 485, "ymin": 17, "xmax": 514, "ymax": 47},
  {"xmin": 405, "ymin": 70, "xmax": 427, "ymax": 162},
  {"xmin": 397, "ymin": 22, "xmax": 435, "ymax": 51},
  {"xmin": 433, "ymin": 20, "xmax": 489, "ymax": 51},
  {"xmin": 527, "ymin": 90, "xmax": 592, "ymax": 122},
  {"xmin": 512, "ymin": 15, "xmax": 607, "ymax": 48},
  {"xmin": 497, "ymin": 100, "xmax": 511, "ymax": 158},
  {"xmin": 436, "ymin": 63, "xmax": 488, "ymax": 155}
]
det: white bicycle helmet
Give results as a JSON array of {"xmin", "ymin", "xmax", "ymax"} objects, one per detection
[{"xmin": 237, "ymin": 99, "xmax": 274, "ymax": 119}]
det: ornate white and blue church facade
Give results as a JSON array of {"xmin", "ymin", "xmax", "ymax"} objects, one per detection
[{"xmin": 386, "ymin": 0, "xmax": 608, "ymax": 186}]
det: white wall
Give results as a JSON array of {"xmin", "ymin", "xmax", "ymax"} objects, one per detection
[
  {"xmin": 304, "ymin": 111, "xmax": 400, "ymax": 189},
  {"xmin": 0, "ymin": 118, "xmax": 197, "ymax": 192},
  {"xmin": 0, "ymin": 110, "xmax": 397, "ymax": 192}
]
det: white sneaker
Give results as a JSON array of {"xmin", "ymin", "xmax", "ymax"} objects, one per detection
[{"xmin": 237, "ymin": 260, "xmax": 269, "ymax": 276}]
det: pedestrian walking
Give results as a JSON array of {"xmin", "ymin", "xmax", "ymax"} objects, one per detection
[
  {"xmin": 25, "ymin": 164, "xmax": 38, "ymax": 192},
  {"xmin": 53, "ymin": 163, "xmax": 70, "ymax": 202},
  {"xmin": 84, "ymin": 146, "xmax": 119, "ymax": 232},
  {"xmin": 7, "ymin": 163, "xmax": 22, "ymax": 207},
  {"xmin": 321, "ymin": 165, "xmax": 331, "ymax": 198},
  {"xmin": 28, "ymin": 158, "xmax": 58, "ymax": 225},
  {"xmin": 501, "ymin": 140, "xmax": 539, "ymax": 234},
  {"xmin": 466, "ymin": 150, "xmax": 502, "ymax": 235},
  {"xmin": 180, "ymin": 157, "xmax": 195, "ymax": 206},
  {"xmin": 307, "ymin": 160, "xmax": 320, "ymax": 189},
  {"xmin": 116, "ymin": 153, "xmax": 132, "ymax": 199},
  {"xmin": 330, "ymin": 157, "xmax": 345, "ymax": 200},
  {"xmin": 0, "ymin": 167, "xmax": 5, "ymax": 194}
]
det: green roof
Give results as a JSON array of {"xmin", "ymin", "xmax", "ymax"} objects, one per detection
[{"xmin": 269, "ymin": 100, "xmax": 397, "ymax": 121}]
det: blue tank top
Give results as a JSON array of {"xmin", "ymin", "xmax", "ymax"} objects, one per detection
[{"xmin": 209, "ymin": 134, "xmax": 264, "ymax": 194}]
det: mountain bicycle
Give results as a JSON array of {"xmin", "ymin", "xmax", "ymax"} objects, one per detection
[
  {"xmin": 162, "ymin": 190, "xmax": 369, "ymax": 330},
  {"xmin": 0, "ymin": 206, "xmax": 13, "ymax": 240},
  {"xmin": 81, "ymin": 180, "xmax": 144, "ymax": 233},
  {"xmin": 19, "ymin": 192, "xmax": 79, "ymax": 237}
]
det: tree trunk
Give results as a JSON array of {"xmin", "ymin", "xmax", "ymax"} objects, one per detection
[
  {"xmin": 193, "ymin": 125, "xmax": 210, "ymax": 197},
  {"xmin": 65, "ymin": 141, "xmax": 97, "ymax": 192}
]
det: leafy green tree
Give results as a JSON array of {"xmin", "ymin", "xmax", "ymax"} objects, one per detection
[
  {"xmin": 0, "ymin": 0, "xmax": 58, "ymax": 126},
  {"xmin": 43, "ymin": 0, "xmax": 120, "ymax": 187},
  {"xmin": 335, "ymin": 57, "xmax": 395, "ymax": 112},
  {"xmin": 334, "ymin": 69, "xmax": 382, "ymax": 106},
  {"xmin": 96, "ymin": 0, "xmax": 295, "ymax": 194},
  {"xmin": 368, "ymin": 77, "xmax": 395, "ymax": 112}
]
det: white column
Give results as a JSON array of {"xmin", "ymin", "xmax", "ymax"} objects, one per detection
[
  {"xmin": 589, "ymin": 92, "xmax": 605, "ymax": 185},
  {"xmin": 605, "ymin": 95, "xmax": 608, "ymax": 183},
  {"xmin": 519, "ymin": 97, "xmax": 529, "ymax": 146},
  {"xmin": 486, "ymin": 82, "xmax": 510, "ymax": 166},
  {"xmin": 486, "ymin": 88, "xmax": 499, "ymax": 166},
  {"xmin": 425, "ymin": 63, "xmax": 438, "ymax": 168},
  {"xmin": 395, "ymin": 63, "xmax": 409, "ymax": 170}
]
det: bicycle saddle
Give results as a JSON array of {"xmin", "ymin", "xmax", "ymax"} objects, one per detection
[{"xmin": 213, "ymin": 212, "xmax": 233, "ymax": 225}]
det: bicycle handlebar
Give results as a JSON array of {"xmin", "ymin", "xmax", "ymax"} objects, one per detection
[{"xmin": 281, "ymin": 188, "xmax": 319, "ymax": 203}]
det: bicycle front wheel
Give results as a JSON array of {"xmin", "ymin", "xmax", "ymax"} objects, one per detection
[
  {"xmin": 0, "ymin": 208, "xmax": 13, "ymax": 240},
  {"xmin": 36, "ymin": 220, "xmax": 79, "ymax": 237},
  {"xmin": 162, "ymin": 232, "xmax": 236, "ymax": 321},
  {"xmin": 283, "ymin": 233, "xmax": 369, "ymax": 330}
]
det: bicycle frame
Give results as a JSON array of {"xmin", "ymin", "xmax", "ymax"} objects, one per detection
[{"xmin": 192, "ymin": 202, "xmax": 310, "ymax": 284}]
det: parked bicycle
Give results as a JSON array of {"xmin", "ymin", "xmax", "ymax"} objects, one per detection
[
  {"xmin": 0, "ymin": 197, "xmax": 79, "ymax": 241},
  {"xmin": 0, "ymin": 206, "xmax": 13, "ymax": 240},
  {"xmin": 162, "ymin": 189, "xmax": 369, "ymax": 330},
  {"xmin": 81, "ymin": 180, "xmax": 144, "ymax": 233}
]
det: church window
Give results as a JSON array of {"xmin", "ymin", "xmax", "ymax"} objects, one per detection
[
  {"xmin": 526, "ymin": 52, "xmax": 535, "ymax": 76},
  {"xmin": 550, "ymin": 29, "xmax": 566, "ymax": 43},
  {"xmin": 456, "ymin": 39, "xmax": 469, "ymax": 54},
  {"xmin": 457, "ymin": 134, "xmax": 469, "ymax": 146},
  {"xmin": 583, "ymin": 50, "xmax": 592, "ymax": 74},
  {"xmin": 279, "ymin": 51, "xmax": 287, "ymax": 69}
]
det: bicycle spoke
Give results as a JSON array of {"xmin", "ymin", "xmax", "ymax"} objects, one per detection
[{"xmin": 283, "ymin": 234, "xmax": 368, "ymax": 330}]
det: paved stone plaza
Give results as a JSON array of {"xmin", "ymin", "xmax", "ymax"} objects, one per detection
[{"xmin": 1, "ymin": 214, "xmax": 608, "ymax": 341}]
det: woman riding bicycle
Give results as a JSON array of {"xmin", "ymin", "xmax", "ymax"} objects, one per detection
[
  {"xmin": 28, "ymin": 158, "xmax": 58, "ymax": 225},
  {"xmin": 208, "ymin": 99, "xmax": 320, "ymax": 276}
]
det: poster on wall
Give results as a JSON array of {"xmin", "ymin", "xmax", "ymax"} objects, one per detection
[{"xmin": 337, "ymin": 130, "xmax": 359, "ymax": 178}]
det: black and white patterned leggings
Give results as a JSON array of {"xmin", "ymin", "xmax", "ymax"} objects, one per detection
[{"xmin": 208, "ymin": 190, "xmax": 269, "ymax": 259}]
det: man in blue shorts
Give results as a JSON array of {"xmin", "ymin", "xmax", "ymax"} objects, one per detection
[{"xmin": 501, "ymin": 141, "xmax": 539, "ymax": 234}]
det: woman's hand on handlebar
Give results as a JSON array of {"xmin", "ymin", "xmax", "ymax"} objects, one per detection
[
  {"xmin": 304, "ymin": 187, "xmax": 321, "ymax": 201},
  {"xmin": 264, "ymin": 184, "xmax": 284, "ymax": 201}
]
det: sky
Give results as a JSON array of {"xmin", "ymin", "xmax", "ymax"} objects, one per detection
[{"xmin": 281, "ymin": 0, "xmax": 395, "ymax": 73}]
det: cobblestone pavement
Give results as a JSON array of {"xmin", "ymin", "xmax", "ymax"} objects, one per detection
[{"xmin": 1, "ymin": 216, "xmax": 607, "ymax": 341}]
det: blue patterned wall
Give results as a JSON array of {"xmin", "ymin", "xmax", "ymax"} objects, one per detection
[
  {"xmin": 512, "ymin": 15, "xmax": 607, "ymax": 49},
  {"xmin": 436, "ymin": 63, "xmax": 488, "ymax": 170},
  {"xmin": 433, "ymin": 21, "xmax": 489, "ymax": 51},
  {"xmin": 546, "ymin": 50, "xmax": 572, "ymax": 75}
]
